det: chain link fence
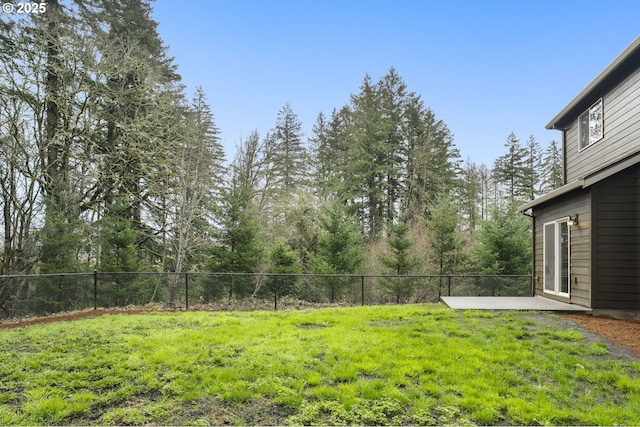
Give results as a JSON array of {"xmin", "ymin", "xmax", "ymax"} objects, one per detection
[{"xmin": 0, "ymin": 272, "xmax": 533, "ymax": 320}]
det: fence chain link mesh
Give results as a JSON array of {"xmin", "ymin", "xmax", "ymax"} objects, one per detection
[{"xmin": 0, "ymin": 273, "xmax": 533, "ymax": 320}]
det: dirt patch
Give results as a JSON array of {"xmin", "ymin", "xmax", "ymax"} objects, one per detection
[{"xmin": 0, "ymin": 307, "xmax": 164, "ymax": 329}]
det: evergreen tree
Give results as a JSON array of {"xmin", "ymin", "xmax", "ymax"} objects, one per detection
[
  {"xmin": 189, "ymin": 86, "xmax": 227, "ymax": 199},
  {"xmin": 309, "ymin": 202, "xmax": 365, "ymax": 302},
  {"xmin": 100, "ymin": 200, "xmax": 142, "ymax": 273},
  {"xmin": 473, "ymin": 206, "xmax": 531, "ymax": 275},
  {"xmin": 377, "ymin": 68, "xmax": 410, "ymax": 226},
  {"xmin": 492, "ymin": 132, "xmax": 529, "ymax": 205},
  {"xmin": 309, "ymin": 111, "xmax": 328, "ymax": 193},
  {"xmin": 379, "ymin": 222, "xmax": 422, "ymax": 275},
  {"xmin": 427, "ymin": 190, "xmax": 466, "ymax": 275},
  {"xmin": 523, "ymin": 135, "xmax": 542, "ymax": 200},
  {"xmin": 379, "ymin": 221, "xmax": 423, "ymax": 303},
  {"xmin": 207, "ymin": 186, "xmax": 263, "ymax": 299},
  {"xmin": 540, "ymin": 140, "xmax": 563, "ymax": 193},
  {"xmin": 459, "ymin": 160, "xmax": 482, "ymax": 232},
  {"xmin": 404, "ymin": 97, "xmax": 460, "ymax": 222},
  {"xmin": 340, "ymin": 74, "xmax": 389, "ymax": 239},
  {"xmin": 209, "ymin": 184, "xmax": 263, "ymax": 277},
  {"xmin": 331, "ymin": 69, "xmax": 464, "ymax": 239},
  {"xmin": 36, "ymin": 205, "xmax": 88, "ymax": 311},
  {"xmin": 161, "ymin": 87, "xmax": 226, "ymax": 301},
  {"xmin": 267, "ymin": 241, "xmax": 302, "ymax": 297},
  {"xmin": 270, "ymin": 103, "xmax": 308, "ymax": 191},
  {"xmin": 311, "ymin": 107, "xmax": 351, "ymax": 201},
  {"xmin": 284, "ymin": 198, "xmax": 321, "ymax": 272}
]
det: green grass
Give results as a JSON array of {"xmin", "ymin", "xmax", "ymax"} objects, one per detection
[{"xmin": 1, "ymin": 305, "xmax": 640, "ymax": 425}]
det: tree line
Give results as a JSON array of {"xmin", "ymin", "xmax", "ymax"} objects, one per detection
[{"xmin": 0, "ymin": 1, "xmax": 563, "ymax": 296}]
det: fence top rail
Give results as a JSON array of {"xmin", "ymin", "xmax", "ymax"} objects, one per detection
[
  {"xmin": 1, "ymin": 272, "xmax": 532, "ymax": 279},
  {"xmin": 0, "ymin": 272, "xmax": 95, "ymax": 280},
  {"xmin": 185, "ymin": 273, "xmax": 532, "ymax": 278}
]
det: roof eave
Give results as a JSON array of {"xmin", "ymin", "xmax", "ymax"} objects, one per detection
[
  {"xmin": 518, "ymin": 179, "xmax": 585, "ymax": 212},
  {"xmin": 546, "ymin": 36, "xmax": 640, "ymax": 131}
]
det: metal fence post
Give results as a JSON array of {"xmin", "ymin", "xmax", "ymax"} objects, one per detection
[
  {"xmin": 93, "ymin": 270, "xmax": 98, "ymax": 310},
  {"xmin": 185, "ymin": 272, "xmax": 189, "ymax": 310},
  {"xmin": 531, "ymin": 275, "xmax": 535, "ymax": 296},
  {"xmin": 448, "ymin": 275, "xmax": 452, "ymax": 296},
  {"xmin": 361, "ymin": 275, "xmax": 365, "ymax": 306},
  {"xmin": 273, "ymin": 275, "xmax": 278, "ymax": 311}
]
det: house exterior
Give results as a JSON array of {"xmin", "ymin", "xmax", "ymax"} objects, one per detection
[{"xmin": 519, "ymin": 36, "xmax": 640, "ymax": 318}]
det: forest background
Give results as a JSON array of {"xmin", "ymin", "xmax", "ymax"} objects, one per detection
[{"xmin": 0, "ymin": 0, "xmax": 563, "ymax": 284}]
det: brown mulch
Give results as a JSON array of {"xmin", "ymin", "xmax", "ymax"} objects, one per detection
[
  {"xmin": 0, "ymin": 308, "xmax": 155, "ymax": 330},
  {"xmin": 2, "ymin": 308, "xmax": 640, "ymax": 359},
  {"xmin": 560, "ymin": 313, "xmax": 640, "ymax": 358}
]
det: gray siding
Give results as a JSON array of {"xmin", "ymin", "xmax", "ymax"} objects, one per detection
[
  {"xmin": 565, "ymin": 66, "xmax": 640, "ymax": 182},
  {"xmin": 532, "ymin": 191, "xmax": 591, "ymax": 307},
  {"xmin": 592, "ymin": 167, "xmax": 639, "ymax": 310}
]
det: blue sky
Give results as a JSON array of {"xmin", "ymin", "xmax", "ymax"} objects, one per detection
[{"xmin": 151, "ymin": 0, "xmax": 640, "ymax": 167}]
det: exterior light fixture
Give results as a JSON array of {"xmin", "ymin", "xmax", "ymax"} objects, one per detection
[{"xmin": 568, "ymin": 214, "xmax": 579, "ymax": 227}]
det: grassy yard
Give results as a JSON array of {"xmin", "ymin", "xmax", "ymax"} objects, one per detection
[{"xmin": 1, "ymin": 304, "xmax": 639, "ymax": 426}]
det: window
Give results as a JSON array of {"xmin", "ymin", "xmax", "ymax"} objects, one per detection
[
  {"xmin": 579, "ymin": 98, "xmax": 603, "ymax": 150},
  {"xmin": 543, "ymin": 220, "xmax": 570, "ymax": 296}
]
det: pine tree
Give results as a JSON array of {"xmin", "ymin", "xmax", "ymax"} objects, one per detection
[
  {"xmin": 267, "ymin": 241, "xmax": 302, "ymax": 297},
  {"xmin": 271, "ymin": 102, "xmax": 308, "ymax": 191},
  {"xmin": 210, "ymin": 184, "xmax": 263, "ymax": 275},
  {"xmin": 459, "ymin": 160, "xmax": 482, "ymax": 232},
  {"xmin": 523, "ymin": 135, "xmax": 542, "ymax": 200},
  {"xmin": 333, "ymin": 69, "xmax": 464, "ymax": 239},
  {"xmin": 100, "ymin": 200, "xmax": 142, "ymax": 273},
  {"xmin": 309, "ymin": 112, "xmax": 328, "ymax": 191},
  {"xmin": 377, "ymin": 68, "xmax": 409, "ymax": 226},
  {"xmin": 379, "ymin": 221, "xmax": 423, "ymax": 303},
  {"xmin": 473, "ymin": 205, "xmax": 531, "ymax": 275},
  {"xmin": 161, "ymin": 87, "xmax": 226, "ymax": 302},
  {"xmin": 404, "ymin": 97, "xmax": 460, "ymax": 222},
  {"xmin": 311, "ymin": 107, "xmax": 351, "ymax": 201},
  {"xmin": 492, "ymin": 132, "xmax": 529, "ymax": 205},
  {"xmin": 540, "ymin": 140, "xmax": 563, "ymax": 193},
  {"xmin": 427, "ymin": 190, "xmax": 466, "ymax": 275},
  {"xmin": 309, "ymin": 202, "xmax": 365, "ymax": 302},
  {"xmin": 340, "ymin": 74, "xmax": 389, "ymax": 239}
]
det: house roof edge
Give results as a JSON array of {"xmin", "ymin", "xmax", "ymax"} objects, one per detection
[
  {"xmin": 546, "ymin": 36, "xmax": 640, "ymax": 131},
  {"xmin": 518, "ymin": 179, "xmax": 584, "ymax": 212}
]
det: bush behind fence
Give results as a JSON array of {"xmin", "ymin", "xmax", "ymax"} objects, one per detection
[{"xmin": 0, "ymin": 272, "xmax": 533, "ymax": 320}]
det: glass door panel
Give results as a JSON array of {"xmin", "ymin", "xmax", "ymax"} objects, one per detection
[
  {"xmin": 544, "ymin": 223, "xmax": 556, "ymax": 292},
  {"xmin": 543, "ymin": 220, "xmax": 570, "ymax": 296}
]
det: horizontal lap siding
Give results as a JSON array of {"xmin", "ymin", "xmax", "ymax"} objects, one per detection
[
  {"xmin": 566, "ymin": 67, "xmax": 640, "ymax": 183},
  {"xmin": 532, "ymin": 191, "xmax": 591, "ymax": 306},
  {"xmin": 592, "ymin": 167, "xmax": 639, "ymax": 310}
]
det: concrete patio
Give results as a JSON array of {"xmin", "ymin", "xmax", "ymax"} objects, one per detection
[{"xmin": 440, "ymin": 295, "xmax": 592, "ymax": 312}]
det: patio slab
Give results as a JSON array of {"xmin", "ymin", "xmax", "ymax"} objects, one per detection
[{"xmin": 440, "ymin": 296, "xmax": 592, "ymax": 312}]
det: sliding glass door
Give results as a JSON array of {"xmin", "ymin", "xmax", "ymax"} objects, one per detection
[{"xmin": 543, "ymin": 220, "xmax": 570, "ymax": 297}]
